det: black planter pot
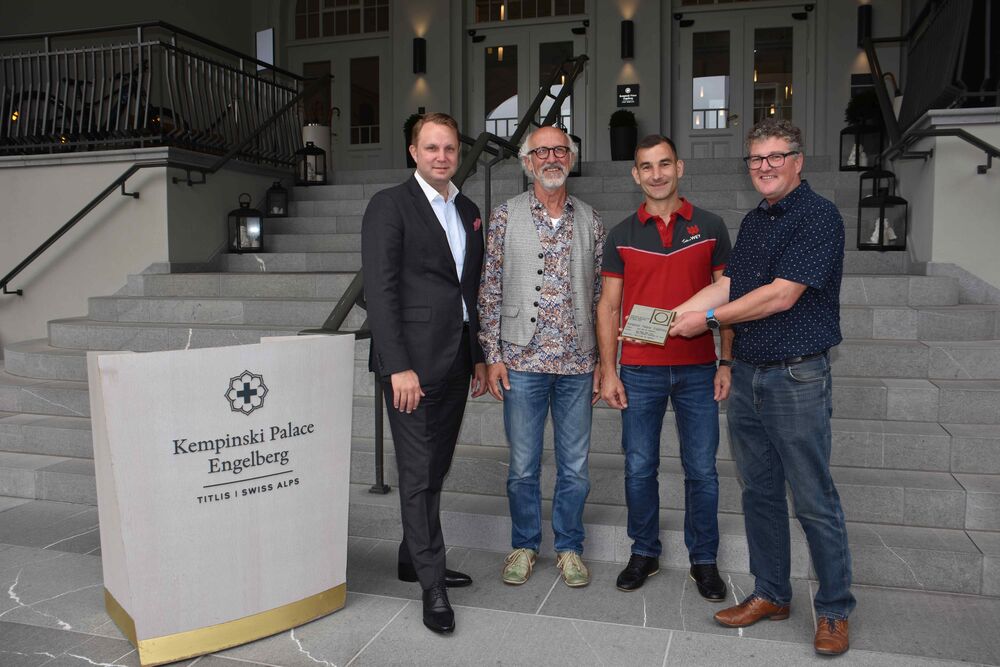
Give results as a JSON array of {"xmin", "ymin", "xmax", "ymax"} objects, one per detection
[{"xmin": 610, "ymin": 126, "xmax": 637, "ymax": 161}]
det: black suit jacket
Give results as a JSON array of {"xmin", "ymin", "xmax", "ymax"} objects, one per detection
[{"xmin": 361, "ymin": 176, "xmax": 485, "ymax": 384}]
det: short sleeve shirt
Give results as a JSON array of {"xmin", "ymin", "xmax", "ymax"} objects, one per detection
[
  {"xmin": 724, "ymin": 180, "xmax": 844, "ymax": 364},
  {"xmin": 602, "ymin": 199, "xmax": 731, "ymax": 366}
]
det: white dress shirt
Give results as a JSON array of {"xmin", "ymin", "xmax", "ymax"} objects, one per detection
[{"xmin": 413, "ymin": 170, "xmax": 468, "ymax": 321}]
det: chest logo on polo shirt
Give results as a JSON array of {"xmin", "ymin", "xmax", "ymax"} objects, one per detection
[{"xmin": 682, "ymin": 224, "xmax": 702, "ymax": 244}]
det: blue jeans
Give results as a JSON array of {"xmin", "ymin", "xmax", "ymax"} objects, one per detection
[
  {"xmin": 620, "ymin": 363, "xmax": 720, "ymax": 563},
  {"xmin": 504, "ymin": 370, "xmax": 593, "ymax": 554},
  {"xmin": 727, "ymin": 354, "xmax": 856, "ymax": 619}
]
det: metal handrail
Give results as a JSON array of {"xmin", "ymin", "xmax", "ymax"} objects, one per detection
[
  {"xmin": 862, "ymin": 0, "xmax": 997, "ymax": 169},
  {"xmin": 301, "ymin": 55, "xmax": 589, "ymax": 494},
  {"xmin": 0, "ymin": 76, "xmax": 327, "ymax": 296}
]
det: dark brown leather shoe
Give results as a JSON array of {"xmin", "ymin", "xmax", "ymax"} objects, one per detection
[
  {"xmin": 814, "ymin": 617, "xmax": 849, "ymax": 655},
  {"xmin": 714, "ymin": 594, "xmax": 790, "ymax": 628}
]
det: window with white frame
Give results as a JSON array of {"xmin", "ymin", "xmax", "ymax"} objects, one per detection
[
  {"xmin": 474, "ymin": 0, "xmax": 585, "ymax": 23},
  {"xmin": 294, "ymin": 0, "xmax": 389, "ymax": 40}
]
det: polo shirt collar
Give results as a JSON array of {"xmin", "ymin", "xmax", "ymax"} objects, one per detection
[{"xmin": 637, "ymin": 197, "xmax": 693, "ymax": 225}]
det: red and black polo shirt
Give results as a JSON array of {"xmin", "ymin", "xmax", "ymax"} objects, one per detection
[{"xmin": 602, "ymin": 198, "xmax": 731, "ymax": 366}]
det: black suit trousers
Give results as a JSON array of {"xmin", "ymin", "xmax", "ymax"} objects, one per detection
[{"xmin": 384, "ymin": 328, "xmax": 472, "ymax": 590}]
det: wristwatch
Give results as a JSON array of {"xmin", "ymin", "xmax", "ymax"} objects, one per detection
[
  {"xmin": 706, "ymin": 308, "xmax": 721, "ymax": 331},
  {"xmin": 718, "ymin": 359, "xmax": 734, "ymax": 367}
]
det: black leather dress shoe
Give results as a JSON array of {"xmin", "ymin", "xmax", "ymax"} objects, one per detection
[
  {"xmin": 398, "ymin": 563, "xmax": 473, "ymax": 588},
  {"xmin": 616, "ymin": 554, "xmax": 660, "ymax": 591},
  {"xmin": 422, "ymin": 584, "xmax": 455, "ymax": 634},
  {"xmin": 690, "ymin": 563, "xmax": 727, "ymax": 601}
]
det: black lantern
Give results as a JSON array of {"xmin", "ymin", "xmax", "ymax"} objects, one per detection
[
  {"xmin": 857, "ymin": 169, "xmax": 907, "ymax": 251},
  {"xmin": 228, "ymin": 193, "xmax": 264, "ymax": 253},
  {"xmin": 839, "ymin": 123, "xmax": 883, "ymax": 171},
  {"xmin": 295, "ymin": 141, "xmax": 327, "ymax": 185},
  {"xmin": 265, "ymin": 181, "xmax": 288, "ymax": 217}
]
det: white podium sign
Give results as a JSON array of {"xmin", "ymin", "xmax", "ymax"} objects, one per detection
[{"xmin": 87, "ymin": 335, "xmax": 354, "ymax": 666}]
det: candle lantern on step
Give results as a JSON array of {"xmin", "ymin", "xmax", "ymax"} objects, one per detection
[
  {"xmin": 228, "ymin": 193, "xmax": 265, "ymax": 253},
  {"xmin": 265, "ymin": 181, "xmax": 288, "ymax": 217},
  {"xmin": 839, "ymin": 123, "xmax": 882, "ymax": 171},
  {"xmin": 857, "ymin": 169, "xmax": 907, "ymax": 251},
  {"xmin": 295, "ymin": 141, "xmax": 327, "ymax": 185}
]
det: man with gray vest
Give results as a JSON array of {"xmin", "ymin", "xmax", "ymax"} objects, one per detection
[{"xmin": 479, "ymin": 124, "xmax": 606, "ymax": 588}]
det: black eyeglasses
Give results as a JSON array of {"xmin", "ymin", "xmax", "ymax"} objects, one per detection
[
  {"xmin": 743, "ymin": 151, "xmax": 800, "ymax": 169},
  {"xmin": 527, "ymin": 145, "xmax": 571, "ymax": 159}
]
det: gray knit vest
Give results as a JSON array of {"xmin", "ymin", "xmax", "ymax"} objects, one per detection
[{"xmin": 499, "ymin": 191, "xmax": 596, "ymax": 351}]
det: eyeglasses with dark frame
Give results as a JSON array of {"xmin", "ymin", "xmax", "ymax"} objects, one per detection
[
  {"xmin": 743, "ymin": 151, "xmax": 801, "ymax": 170},
  {"xmin": 526, "ymin": 145, "xmax": 571, "ymax": 159}
]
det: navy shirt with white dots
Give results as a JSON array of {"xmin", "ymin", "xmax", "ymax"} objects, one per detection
[{"xmin": 724, "ymin": 180, "xmax": 844, "ymax": 364}]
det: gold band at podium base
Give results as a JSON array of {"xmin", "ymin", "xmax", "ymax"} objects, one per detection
[{"xmin": 104, "ymin": 584, "xmax": 347, "ymax": 667}]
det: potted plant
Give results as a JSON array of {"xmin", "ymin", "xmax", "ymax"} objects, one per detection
[
  {"xmin": 840, "ymin": 88, "xmax": 885, "ymax": 170},
  {"xmin": 403, "ymin": 113, "xmax": 422, "ymax": 168},
  {"xmin": 609, "ymin": 109, "xmax": 637, "ymax": 161}
]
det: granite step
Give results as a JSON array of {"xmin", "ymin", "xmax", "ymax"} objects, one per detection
[
  {"xmin": 124, "ymin": 272, "xmax": 356, "ymax": 298},
  {"xmin": 350, "ymin": 395, "xmax": 960, "ymax": 473},
  {"xmin": 348, "ymin": 359, "xmax": 1000, "ymax": 423},
  {"xmin": 0, "ymin": 450, "xmax": 96, "ymax": 504},
  {"xmin": 263, "ymin": 216, "xmax": 363, "ymax": 234},
  {"xmin": 0, "ymin": 429, "xmax": 978, "ymax": 533},
  {"xmin": 841, "ymin": 305, "xmax": 1000, "ymax": 340},
  {"xmin": 265, "ymin": 233, "xmax": 361, "ymax": 253},
  {"xmin": 87, "ymin": 295, "xmax": 365, "ymax": 329},
  {"xmin": 0, "ymin": 412, "xmax": 92, "ymax": 458},
  {"xmin": 345, "ymin": 483, "xmax": 990, "ymax": 595},
  {"xmin": 840, "ymin": 275, "xmax": 959, "ymax": 306},
  {"xmin": 218, "ymin": 251, "xmax": 362, "ymax": 272},
  {"xmin": 348, "ymin": 440, "xmax": 971, "ymax": 530},
  {"xmin": 0, "ymin": 369, "xmax": 90, "ymax": 417}
]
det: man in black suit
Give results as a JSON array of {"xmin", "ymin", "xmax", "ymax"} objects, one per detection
[{"xmin": 361, "ymin": 112, "xmax": 487, "ymax": 634}]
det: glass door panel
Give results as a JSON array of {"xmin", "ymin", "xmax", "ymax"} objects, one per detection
[
  {"xmin": 484, "ymin": 44, "xmax": 519, "ymax": 138},
  {"xmin": 692, "ymin": 31, "xmax": 731, "ymax": 131},
  {"xmin": 752, "ymin": 27, "xmax": 794, "ymax": 124},
  {"xmin": 538, "ymin": 40, "xmax": 574, "ymax": 133}
]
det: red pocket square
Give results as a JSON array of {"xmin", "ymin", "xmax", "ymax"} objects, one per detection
[{"xmin": 473, "ymin": 217, "xmax": 482, "ymax": 231}]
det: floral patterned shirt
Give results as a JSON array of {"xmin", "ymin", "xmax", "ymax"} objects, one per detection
[{"xmin": 478, "ymin": 192, "xmax": 605, "ymax": 374}]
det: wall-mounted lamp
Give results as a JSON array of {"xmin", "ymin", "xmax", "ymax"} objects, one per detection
[
  {"xmin": 468, "ymin": 29, "xmax": 485, "ymax": 43},
  {"xmin": 413, "ymin": 37, "xmax": 427, "ymax": 74},
  {"xmin": 621, "ymin": 20, "xmax": 634, "ymax": 60},
  {"xmin": 857, "ymin": 4, "xmax": 873, "ymax": 48}
]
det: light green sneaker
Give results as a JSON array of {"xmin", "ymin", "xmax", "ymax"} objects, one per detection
[
  {"xmin": 502, "ymin": 548, "xmax": 537, "ymax": 585},
  {"xmin": 556, "ymin": 551, "xmax": 590, "ymax": 587}
]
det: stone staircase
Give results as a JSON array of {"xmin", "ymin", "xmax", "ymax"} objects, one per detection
[{"xmin": 1, "ymin": 157, "xmax": 998, "ymax": 599}]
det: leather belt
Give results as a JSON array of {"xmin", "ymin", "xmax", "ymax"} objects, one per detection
[{"xmin": 743, "ymin": 351, "xmax": 827, "ymax": 369}]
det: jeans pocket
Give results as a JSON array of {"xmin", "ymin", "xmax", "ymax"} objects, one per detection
[{"xmin": 787, "ymin": 362, "xmax": 827, "ymax": 383}]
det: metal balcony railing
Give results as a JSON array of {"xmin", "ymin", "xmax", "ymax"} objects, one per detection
[{"xmin": 0, "ymin": 21, "xmax": 305, "ymax": 166}]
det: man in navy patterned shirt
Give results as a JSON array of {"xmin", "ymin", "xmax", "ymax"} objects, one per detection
[{"xmin": 670, "ymin": 119, "xmax": 854, "ymax": 656}]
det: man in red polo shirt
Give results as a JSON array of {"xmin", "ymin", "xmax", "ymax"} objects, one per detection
[{"xmin": 596, "ymin": 134, "xmax": 732, "ymax": 599}]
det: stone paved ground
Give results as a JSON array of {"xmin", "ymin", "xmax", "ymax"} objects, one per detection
[{"xmin": 1, "ymin": 497, "xmax": 998, "ymax": 667}]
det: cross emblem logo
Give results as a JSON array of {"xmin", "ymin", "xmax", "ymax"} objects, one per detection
[{"xmin": 225, "ymin": 370, "xmax": 268, "ymax": 415}]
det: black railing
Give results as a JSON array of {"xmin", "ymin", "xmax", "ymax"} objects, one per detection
[
  {"xmin": 301, "ymin": 54, "xmax": 589, "ymax": 494},
  {"xmin": 863, "ymin": 0, "xmax": 998, "ymax": 167},
  {"xmin": 0, "ymin": 22, "xmax": 303, "ymax": 165},
  {"xmin": 0, "ymin": 74, "xmax": 328, "ymax": 296}
]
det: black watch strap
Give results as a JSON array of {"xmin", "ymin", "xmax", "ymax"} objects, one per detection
[{"xmin": 718, "ymin": 359, "xmax": 734, "ymax": 367}]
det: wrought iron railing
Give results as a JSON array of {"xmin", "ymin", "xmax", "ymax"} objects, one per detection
[
  {"xmin": 863, "ymin": 0, "xmax": 999, "ymax": 168},
  {"xmin": 300, "ymin": 54, "xmax": 589, "ymax": 494},
  {"xmin": 0, "ymin": 22, "xmax": 304, "ymax": 166}
]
